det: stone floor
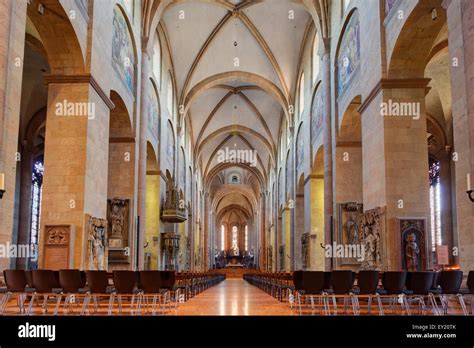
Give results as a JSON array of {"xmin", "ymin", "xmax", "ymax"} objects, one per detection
[{"xmin": 177, "ymin": 278, "xmax": 293, "ymax": 316}]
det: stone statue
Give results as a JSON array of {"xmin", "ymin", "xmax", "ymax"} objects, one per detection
[
  {"xmin": 360, "ymin": 207, "xmax": 384, "ymax": 270},
  {"xmin": 87, "ymin": 215, "xmax": 107, "ymax": 270},
  {"xmin": 405, "ymin": 233, "xmax": 419, "ymax": 271},
  {"xmin": 91, "ymin": 225, "xmax": 106, "ymax": 270},
  {"xmin": 345, "ymin": 210, "xmax": 360, "ymax": 245},
  {"xmin": 279, "ymin": 245, "xmax": 285, "ymax": 271},
  {"xmin": 110, "ymin": 203, "xmax": 124, "ymax": 238},
  {"xmin": 301, "ymin": 233, "xmax": 310, "ymax": 270},
  {"xmin": 267, "ymin": 245, "xmax": 273, "ymax": 270},
  {"xmin": 363, "ymin": 226, "xmax": 376, "ymax": 266}
]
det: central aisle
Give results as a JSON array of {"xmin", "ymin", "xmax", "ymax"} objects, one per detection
[{"xmin": 177, "ymin": 278, "xmax": 293, "ymax": 316}]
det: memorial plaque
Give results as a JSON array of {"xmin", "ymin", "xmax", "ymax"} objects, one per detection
[{"xmin": 43, "ymin": 225, "xmax": 75, "ymax": 269}]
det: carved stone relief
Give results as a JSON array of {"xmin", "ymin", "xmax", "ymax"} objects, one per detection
[
  {"xmin": 107, "ymin": 198, "xmax": 130, "ymax": 263},
  {"xmin": 43, "ymin": 225, "xmax": 75, "ymax": 269},
  {"xmin": 360, "ymin": 207, "xmax": 386, "ymax": 270},
  {"xmin": 301, "ymin": 233, "xmax": 310, "ymax": 270},
  {"xmin": 86, "ymin": 215, "xmax": 108, "ymax": 271}
]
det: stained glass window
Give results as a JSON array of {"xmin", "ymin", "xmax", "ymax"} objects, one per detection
[
  {"xmin": 30, "ymin": 159, "xmax": 44, "ymax": 248},
  {"xmin": 429, "ymin": 159, "xmax": 441, "ymax": 252}
]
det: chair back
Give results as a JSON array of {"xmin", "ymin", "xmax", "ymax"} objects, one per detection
[
  {"xmin": 467, "ymin": 271, "xmax": 474, "ymax": 293},
  {"xmin": 382, "ymin": 271, "xmax": 406, "ymax": 295},
  {"xmin": 139, "ymin": 271, "xmax": 162, "ymax": 293},
  {"xmin": 323, "ymin": 272, "xmax": 332, "ymax": 290},
  {"xmin": 357, "ymin": 271, "xmax": 379, "ymax": 294},
  {"xmin": 303, "ymin": 271, "xmax": 326, "ymax": 295},
  {"xmin": 32, "ymin": 270, "xmax": 57, "ymax": 293},
  {"xmin": 438, "ymin": 270, "xmax": 463, "ymax": 294},
  {"xmin": 59, "ymin": 269, "xmax": 82, "ymax": 293},
  {"xmin": 86, "ymin": 271, "xmax": 109, "ymax": 294},
  {"xmin": 113, "ymin": 271, "xmax": 136, "ymax": 294},
  {"xmin": 408, "ymin": 272, "xmax": 434, "ymax": 295},
  {"xmin": 331, "ymin": 270, "xmax": 354, "ymax": 294},
  {"xmin": 159, "ymin": 271, "xmax": 176, "ymax": 289},
  {"xmin": 3, "ymin": 270, "xmax": 27, "ymax": 292}
]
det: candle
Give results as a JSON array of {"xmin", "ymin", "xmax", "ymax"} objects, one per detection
[
  {"xmin": 468, "ymin": 173, "xmax": 472, "ymax": 192},
  {"xmin": 0, "ymin": 173, "xmax": 4, "ymax": 191}
]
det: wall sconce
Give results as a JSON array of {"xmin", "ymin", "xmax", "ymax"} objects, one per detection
[
  {"xmin": 0, "ymin": 173, "xmax": 5, "ymax": 199},
  {"xmin": 467, "ymin": 174, "xmax": 474, "ymax": 202}
]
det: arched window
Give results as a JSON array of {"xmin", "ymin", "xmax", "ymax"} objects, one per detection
[
  {"xmin": 312, "ymin": 34, "xmax": 320, "ymax": 85},
  {"xmin": 30, "ymin": 158, "xmax": 44, "ymax": 265},
  {"xmin": 232, "ymin": 175, "xmax": 238, "ymax": 183},
  {"xmin": 167, "ymin": 72, "xmax": 173, "ymax": 117},
  {"xmin": 245, "ymin": 225, "xmax": 248, "ymax": 251},
  {"xmin": 429, "ymin": 159, "xmax": 442, "ymax": 251},
  {"xmin": 153, "ymin": 34, "xmax": 161, "ymax": 86},
  {"xmin": 221, "ymin": 225, "xmax": 225, "ymax": 251},
  {"xmin": 232, "ymin": 225, "xmax": 239, "ymax": 253},
  {"xmin": 299, "ymin": 73, "xmax": 305, "ymax": 118}
]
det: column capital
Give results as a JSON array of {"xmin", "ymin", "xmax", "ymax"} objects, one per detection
[
  {"xmin": 358, "ymin": 78, "xmax": 431, "ymax": 114},
  {"xmin": 43, "ymin": 73, "xmax": 115, "ymax": 110}
]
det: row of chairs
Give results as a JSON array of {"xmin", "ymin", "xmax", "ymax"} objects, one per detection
[
  {"xmin": 0, "ymin": 269, "xmax": 225, "ymax": 316},
  {"xmin": 244, "ymin": 270, "xmax": 474, "ymax": 316}
]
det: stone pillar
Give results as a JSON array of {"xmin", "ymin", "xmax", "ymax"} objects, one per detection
[
  {"xmin": 39, "ymin": 77, "xmax": 112, "ymax": 269},
  {"xmin": 360, "ymin": 79, "xmax": 431, "ymax": 270},
  {"xmin": 259, "ymin": 192, "xmax": 266, "ymax": 270},
  {"xmin": 0, "ymin": 0, "xmax": 27, "ymax": 270},
  {"xmin": 306, "ymin": 175, "xmax": 325, "ymax": 270},
  {"xmin": 322, "ymin": 44, "xmax": 333, "ymax": 271},
  {"xmin": 443, "ymin": 0, "xmax": 474, "ymax": 270},
  {"xmin": 203, "ymin": 192, "xmax": 209, "ymax": 270},
  {"xmin": 137, "ymin": 50, "xmax": 151, "ymax": 270}
]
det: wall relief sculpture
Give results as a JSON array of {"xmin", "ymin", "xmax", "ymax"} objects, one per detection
[
  {"xmin": 397, "ymin": 218, "xmax": 427, "ymax": 271},
  {"xmin": 279, "ymin": 245, "xmax": 285, "ymax": 271},
  {"xmin": 43, "ymin": 225, "xmax": 75, "ymax": 270},
  {"xmin": 301, "ymin": 233, "xmax": 310, "ymax": 270},
  {"xmin": 185, "ymin": 236, "xmax": 191, "ymax": 270},
  {"xmin": 336, "ymin": 202, "xmax": 363, "ymax": 267},
  {"xmin": 86, "ymin": 215, "xmax": 108, "ymax": 271},
  {"xmin": 360, "ymin": 207, "xmax": 386, "ymax": 270},
  {"xmin": 267, "ymin": 245, "xmax": 273, "ymax": 271},
  {"xmin": 162, "ymin": 232, "xmax": 180, "ymax": 271},
  {"xmin": 107, "ymin": 198, "xmax": 130, "ymax": 263}
]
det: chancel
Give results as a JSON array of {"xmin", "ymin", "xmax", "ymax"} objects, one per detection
[{"xmin": 0, "ymin": 0, "xmax": 473, "ymax": 319}]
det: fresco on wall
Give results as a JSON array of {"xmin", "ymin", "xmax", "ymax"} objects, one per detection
[
  {"xmin": 296, "ymin": 127, "xmax": 304, "ymax": 171},
  {"xmin": 337, "ymin": 11, "xmax": 360, "ymax": 96},
  {"xmin": 112, "ymin": 6, "xmax": 135, "ymax": 93},
  {"xmin": 311, "ymin": 87, "xmax": 323, "ymax": 146},
  {"xmin": 166, "ymin": 122, "xmax": 175, "ymax": 171},
  {"xmin": 148, "ymin": 83, "xmax": 159, "ymax": 142}
]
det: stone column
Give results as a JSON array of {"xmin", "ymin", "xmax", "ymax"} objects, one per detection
[
  {"xmin": 137, "ymin": 50, "xmax": 151, "ymax": 270},
  {"xmin": 203, "ymin": 192, "xmax": 209, "ymax": 270},
  {"xmin": 259, "ymin": 192, "xmax": 266, "ymax": 270},
  {"xmin": 39, "ymin": 77, "xmax": 112, "ymax": 269},
  {"xmin": 0, "ymin": 0, "xmax": 27, "ymax": 270},
  {"xmin": 443, "ymin": 0, "xmax": 474, "ymax": 270},
  {"xmin": 322, "ymin": 43, "xmax": 333, "ymax": 271},
  {"xmin": 305, "ymin": 175, "xmax": 325, "ymax": 270},
  {"xmin": 360, "ymin": 79, "xmax": 431, "ymax": 270}
]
